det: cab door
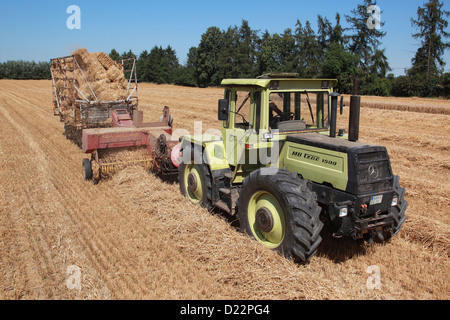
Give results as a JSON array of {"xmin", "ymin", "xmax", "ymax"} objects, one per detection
[{"xmin": 222, "ymin": 90, "xmax": 261, "ymax": 167}]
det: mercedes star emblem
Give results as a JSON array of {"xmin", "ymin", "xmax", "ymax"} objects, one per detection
[{"xmin": 368, "ymin": 165, "xmax": 379, "ymax": 179}]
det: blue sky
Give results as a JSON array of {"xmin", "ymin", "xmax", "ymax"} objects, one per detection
[{"xmin": 0, "ymin": 0, "xmax": 449, "ymax": 76}]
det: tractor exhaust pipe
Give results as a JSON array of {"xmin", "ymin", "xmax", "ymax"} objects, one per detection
[
  {"xmin": 329, "ymin": 92, "xmax": 340, "ymax": 138},
  {"xmin": 348, "ymin": 78, "xmax": 361, "ymax": 142}
]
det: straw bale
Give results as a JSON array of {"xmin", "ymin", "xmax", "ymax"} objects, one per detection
[
  {"xmin": 71, "ymin": 48, "xmax": 128, "ymax": 102},
  {"xmin": 96, "ymin": 52, "xmax": 116, "ymax": 70}
]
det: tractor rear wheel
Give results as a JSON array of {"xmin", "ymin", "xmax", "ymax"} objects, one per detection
[
  {"xmin": 236, "ymin": 169, "xmax": 323, "ymax": 263},
  {"xmin": 82, "ymin": 158, "xmax": 93, "ymax": 181},
  {"xmin": 179, "ymin": 162, "xmax": 212, "ymax": 210}
]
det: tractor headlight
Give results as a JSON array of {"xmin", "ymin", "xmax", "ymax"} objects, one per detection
[
  {"xmin": 339, "ymin": 207, "xmax": 348, "ymax": 217},
  {"xmin": 391, "ymin": 197, "xmax": 398, "ymax": 207}
]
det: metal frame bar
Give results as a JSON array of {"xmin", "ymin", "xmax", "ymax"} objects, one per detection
[
  {"xmin": 74, "ymin": 58, "xmax": 98, "ymax": 101},
  {"xmin": 121, "ymin": 58, "xmax": 139, "ymax": 109},
  {"xmin": 50, "ymin": 67, "xmax": 61, "ymax": 110}
]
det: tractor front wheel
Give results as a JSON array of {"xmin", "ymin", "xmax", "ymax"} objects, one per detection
[
  {"xmin": 179, "ymin": 162, "xmax": 212, "ymax": 210},
  {"xmin": 237, "ymin": 169, "xmax": 323, "ymax": 263}
]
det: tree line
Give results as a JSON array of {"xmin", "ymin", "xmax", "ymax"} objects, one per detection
[
  {"xmin": 110, "ymin": 0, "xmax": 449, "ymax": 97},
  {"xmin": 1, "ymin": 0, "xmax": 448, "ymax": 97},
  {"xmin": 0, "ymin": 60, "xmax": 51, "ymax": 80}
]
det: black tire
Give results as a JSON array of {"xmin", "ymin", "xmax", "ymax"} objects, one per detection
[
  {"xmin": 236, "ymin": 168, "xmax": 323, "ymax": 263},
  {"xmin": 179, "ymin": 161, "xmax": 213, "ymax": 210},
  {"xmin": 82, "ymin": 158, "xmax": 93, "ymax": 181},
  {"xmin": 386, "ymin": 175, "xmax": 408, "ymax": 240}
]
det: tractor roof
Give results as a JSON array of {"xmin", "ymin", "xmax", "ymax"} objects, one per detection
[{"xmin": 221, "ymin": 77, "xmax": 338, "ymax": 90}]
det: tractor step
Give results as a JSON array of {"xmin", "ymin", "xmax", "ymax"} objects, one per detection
[
  {"xmin": 219, "ymin": 188, "xmax": 231, "ymax": 195},
  {"xmin": 214, "ymin": 200, "xmax": 231, "ymax": 214},
  {"xmin": 224, "ymin": 172, "xmax": 233, "ymax": 178},
  {"xmin": 217, "ymin": 186, "xmax": 238, "ymax": 215}
]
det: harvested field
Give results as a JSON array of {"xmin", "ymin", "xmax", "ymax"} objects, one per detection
[
  {"xmin": 357, "ymin": 95, "xmax": 450, "ymax": 115},
  {"xmin": 0, "ymin": 80, "xmax": 448, "ymax": 300}
]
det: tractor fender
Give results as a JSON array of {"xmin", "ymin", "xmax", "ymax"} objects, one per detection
[{"xmin": 180, "ymin": 135, "xmax": 229, "ymax": 171}]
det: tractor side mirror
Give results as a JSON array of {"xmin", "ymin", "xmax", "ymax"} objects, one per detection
[{"xmin": 218, "ymin": 99, "xmax": 229, "ymax": 121}]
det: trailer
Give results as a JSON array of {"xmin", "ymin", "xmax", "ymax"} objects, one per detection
[
  {"xmin": 51, "ymin": 50, "xmax": 180, "ymax": 183},
  {"xmin": 50, "ymin": 54, "xmax": 138, "ymax": 147}
]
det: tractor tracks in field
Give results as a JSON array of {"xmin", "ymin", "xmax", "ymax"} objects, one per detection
[
  {"xmin": 0, "ymin": 96, "xmax": 151, "ymax": 298},
  {"xmin": 0, "ymin": 104, "xmax": 58, "ymax": 299},
  {"xmin": 5, "ymin": 84, "xmax": 448, "ymax": 281},
  {"xmin": 1, "ymin": 81, "xmax": 449, "ymax": 300},
  {"xmin": 0, "ymin": 89, "xmax": 217, "ymax": 299}
]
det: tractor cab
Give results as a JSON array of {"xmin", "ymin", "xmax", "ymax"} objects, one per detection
[{"xmin": 217, "ymin": 74, "xmax": 340, "ymax": 167}]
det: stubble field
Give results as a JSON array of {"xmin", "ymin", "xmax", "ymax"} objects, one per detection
[{"xmin": 0, "ymin": 80, "xmax": 448, "ymax": 300}]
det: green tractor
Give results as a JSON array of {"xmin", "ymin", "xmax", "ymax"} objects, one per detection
[{"xmin": 178, "ymin": 74, "xmax": 407, "ymax": 263}]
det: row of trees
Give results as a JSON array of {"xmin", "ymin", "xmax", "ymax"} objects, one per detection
[
  {"xmin": 0, "ymin": 61, "xmax": 51, "ymax": 80},
  {"xmin": 395, "ymin": 0, "xmax": 450, "ymax": 96},
  {"xmin": 109, "ymin": 46, "xmax": 197, "ymax": 87},
  {"xmin": 106, "ymin": 0, "xmax": 448, "ymax": 97},
  {"xmin": 1, "ymin": 0, "xmax": 448, "ymax": 97}
]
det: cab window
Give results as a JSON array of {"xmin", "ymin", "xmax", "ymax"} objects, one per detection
[
  {"xmin": 268, "ymin": 92, "xmax": 329, "ymax": 131},
  {"xmin": 234, "ymin": 91, "xmax": 261, "ymax": 132}
]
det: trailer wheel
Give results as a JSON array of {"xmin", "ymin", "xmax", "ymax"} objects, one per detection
[
  {"xmin": 179, "ymin": 162, "xmax": 212, "ymax": 210},
  {"xmin": 82, "ymin": 158, "xmax": 93, "ymax": 181},
  {"xmin": 236, "ymin": 169, "xmax": 323, "ymax": 263}
]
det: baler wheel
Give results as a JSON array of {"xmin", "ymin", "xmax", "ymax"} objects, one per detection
[{"xmin": 82, "ymin": 158, "xmax": 93, "ymax": 181}]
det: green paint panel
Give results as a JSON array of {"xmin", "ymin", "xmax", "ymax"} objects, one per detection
[{"xmin": 280, "ymin": 142, "xmax": 348, "ymax": 191}]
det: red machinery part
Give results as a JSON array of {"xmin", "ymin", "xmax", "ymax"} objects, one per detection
[
  {"xmin": 112, "ymin": 109, "xmax": 134, "ymax": 127},
  {"xmin": 81, "ymin": 108, "xmax": 178, "ymax": 181},
  {"xmin": 82, "ymin": 127, "xmax": 162, "ymax": 154}
]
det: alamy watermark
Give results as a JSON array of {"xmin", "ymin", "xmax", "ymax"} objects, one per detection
[
  {"xmin": 367, "ymin": 5, "xmax": 381, "ymax": 30},
  {"xmin": 366, "ymin": 265, "xmax": 381, "ymax": 290},
  {"xmin": 67, "ymin": 5, "xmax": 81, "ymax": 30},
  {"xmin": 172, "ymin": 122, "xmax": 281, "ymax": 176},
  {"xmin": 65, "ymin": 4, "xmax": 380, "ymax": 31},
  {"xmin": 66, "ymin": 265, "xmax": 81, "ymax": 291}
]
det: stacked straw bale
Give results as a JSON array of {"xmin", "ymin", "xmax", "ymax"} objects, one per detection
[{"xmin": 72, "ymin": 48, "xmax": 129, "ymax": 102}]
